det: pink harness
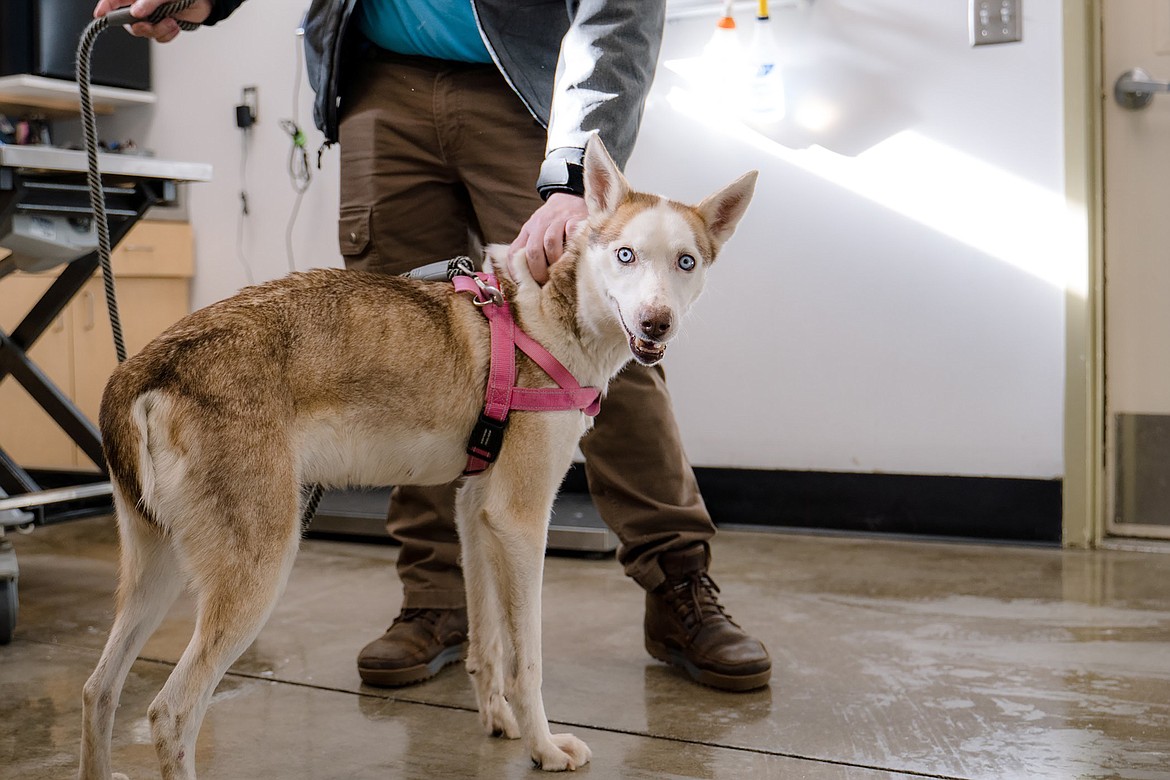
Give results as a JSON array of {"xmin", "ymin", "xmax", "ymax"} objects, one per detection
[{"xmin": 453, "ymin": 272, "xmax": 601, "ymax": 475}]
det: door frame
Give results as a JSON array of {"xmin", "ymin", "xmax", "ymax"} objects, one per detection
[{"xmin": 1062, "ymin": 0, "xmax": 1104, "ymax": 547}]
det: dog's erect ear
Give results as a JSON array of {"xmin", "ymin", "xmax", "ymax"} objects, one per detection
[
  {"xmin": 697, "ymin": 171, "xmax": 759, "ymax": 251},
  {"xmin": 583, "ymin": 135, "xmax": 629, "ymax": 217}
]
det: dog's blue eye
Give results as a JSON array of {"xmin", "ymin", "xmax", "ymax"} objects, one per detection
[
  {"xmin": 678, "ymin": 254, "xmax": 696, "ymax": 271},
  {"xmin": 616, "ymin": 247, "xmax": 635, "ymax": 264}
]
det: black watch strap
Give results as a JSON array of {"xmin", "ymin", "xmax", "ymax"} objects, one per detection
[{"xmin": 536, "ymin": 147, "xmax": 586, "ymax": 200}]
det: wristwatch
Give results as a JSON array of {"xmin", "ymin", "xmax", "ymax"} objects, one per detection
[{"xmin": 536, "ymin": 147, "xmax": 586, "ymax": 200}]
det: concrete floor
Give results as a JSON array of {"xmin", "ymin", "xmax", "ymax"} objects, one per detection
[{"xmin": 2, "ymin": 517, "xmax": 1170, "ymax": 779}]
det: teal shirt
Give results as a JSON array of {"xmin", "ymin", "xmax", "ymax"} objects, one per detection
[{"xmin": 358, "ymin": 0, "xmax": 492, "ymax": 64}]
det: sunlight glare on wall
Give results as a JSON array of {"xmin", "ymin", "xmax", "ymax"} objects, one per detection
[{"xmin": 665, "ymin": 84, "xmax": 1077, "ymax": 295}]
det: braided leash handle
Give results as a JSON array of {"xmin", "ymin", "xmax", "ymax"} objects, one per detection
[
  {"xmin": 103, "ymin": 1, "xmax": 202, "ymax": 31},
  {"xmin": 77, "ymin": 0, "xmax": 201, "ymax": 364}
]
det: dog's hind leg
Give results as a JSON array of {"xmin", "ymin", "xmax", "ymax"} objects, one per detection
[
  {"xmin": 457, "ymin": 479, "xmax": 520, "ymax": 740},
  {"xmin": 80, "ymin": 492, "xmax": 184, "ymax": 780},
  {"xmin": 145, "ymin": 475, "xmax": 302, "ymax": 780}
]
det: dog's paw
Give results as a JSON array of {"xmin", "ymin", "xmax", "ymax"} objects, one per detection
[
  {"xmin": 531, "ymin": 733, "xmax": 591, "ymax": 771},
  {"xmin": 479, "ymin": 692, "xmax": 520, "ymax": 739},
  {"xmin": 113, "ymin": 773, "xmax": 130, "ymax": 780}
]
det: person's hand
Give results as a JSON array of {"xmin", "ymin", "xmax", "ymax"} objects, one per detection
[
  {"xmin": 93, "ymin": 0, "xmax": 213, "ymax": 43},
  {"xmin": 509, "ymin": 193, "xmax": 588, "ymax": 285}
]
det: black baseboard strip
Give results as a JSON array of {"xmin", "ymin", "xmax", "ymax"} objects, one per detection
[
  {"xmin": 562, "ymin": 464, "xmax": 1062, "ymax": 544},
  {"xmin": 24, "ymin": 466, "xmax": 1063, "ymax": 545}
]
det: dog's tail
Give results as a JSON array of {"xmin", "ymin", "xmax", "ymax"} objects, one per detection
[{"xmin": 99, "ymin": 369, "xmax": 162, "ymax": 528}]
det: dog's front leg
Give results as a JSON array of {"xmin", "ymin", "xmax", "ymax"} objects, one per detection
[
  {"xmin": 505, "ymin": 534, "xmax": 591, "ymax": 771},
  {"xmin": 456, "ymin": 478, "xmax": 520, "ymax": 740},
  {"xmin": 469, "ymin": 458, "xmax": 591, "ymax": 771}
]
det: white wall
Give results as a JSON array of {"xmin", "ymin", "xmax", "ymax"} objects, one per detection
[
  {"xmin": 94, "ymin": 0, "xmax": 1068, "ymax": 480},
  {"xmin": 94, "ymin": 0, "xmax": 345, "ymax": 304},
  {"xmin": 634, "ymin": 0, "xmax": 1067, "ymax": 479}
]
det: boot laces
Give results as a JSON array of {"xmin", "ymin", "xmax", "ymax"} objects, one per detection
[
  {"xmin": 390, "ymin": 607, "xmax": 444, "ymax": 630},
  {"xmin": 666, "ymin": 572, "xmax": 735, "ymax": 635}
]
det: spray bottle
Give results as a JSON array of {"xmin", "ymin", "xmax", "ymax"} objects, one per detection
[
  {"xmin": 744, "ymin": 0, "xmax": 785, "ymax": 124},
  {"xmin": 701, "ymin": 0, "xmax": 744, "ymax": 106}
]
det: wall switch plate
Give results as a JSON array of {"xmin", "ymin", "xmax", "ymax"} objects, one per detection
[{"xmin": 970, "ymin": 0, "xmax": 1022, "ymax": 46}]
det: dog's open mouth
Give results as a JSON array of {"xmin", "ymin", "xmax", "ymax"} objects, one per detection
[
  {"xmin": 614, "ymin": 300, "xmax": 668, "ymax": 366},
  {"xmin": 627, "ymin": 333, "xmax": 667, "ymax": 366}
]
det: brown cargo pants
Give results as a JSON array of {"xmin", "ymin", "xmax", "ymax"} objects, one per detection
[{"xmin": 336, "ymin": 51, "xmax": 716, "ymax": 608}]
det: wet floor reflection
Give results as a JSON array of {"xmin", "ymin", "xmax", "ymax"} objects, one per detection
[{"xmin": 3, "ymin": 518, "xmax": 1170, "ymax": 779}]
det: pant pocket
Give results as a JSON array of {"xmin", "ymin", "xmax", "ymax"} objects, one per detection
[{"xmin": 339, "ymin": 204, "xmax": 373, "ymax": 269}]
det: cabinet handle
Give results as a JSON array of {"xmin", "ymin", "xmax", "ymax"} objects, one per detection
[
  {"xmin": 83, "ymin": 290, "xmax": 95, "ymax": 331},
  {"xmin": 120, "ymin": 244, "xmax": 155, "ymax": 252}
]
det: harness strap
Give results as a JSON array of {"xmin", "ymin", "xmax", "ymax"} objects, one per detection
[{"xmin": 453, "ymin": 273, "xmax": 601, "ymax": 475}]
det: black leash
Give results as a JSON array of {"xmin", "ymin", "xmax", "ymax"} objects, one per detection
[
  {"xmin": 77, "ymin": 3, "xmax": 327, "ymax": 531},
  {"xmin": 401, "ymin": 255, "xmax": 476, "ymax": 282},
  {"xmin": 77, "ymin": 1, "xmax": 201, "ymax": 364}
]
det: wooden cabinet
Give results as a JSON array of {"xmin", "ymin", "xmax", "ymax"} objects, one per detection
[
  {"xmin": 0, "ymin": 221, "xmax": 193, "ymax": 471},
  {"xmin": 0, "ymin": 271, "xmax": 76, "ymax": 468}
]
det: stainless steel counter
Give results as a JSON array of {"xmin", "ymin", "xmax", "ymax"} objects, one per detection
[
  {"xmin": 0, "ymin": 146, "xmax": 212, "ymax": 273},
  {"xmin": 0, "ymin": 145, "xmax": 211, "ymax": 183}
]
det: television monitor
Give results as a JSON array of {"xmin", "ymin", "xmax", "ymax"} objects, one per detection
[{"xmin": 0, "ymin": 0, "xmax": 151, "ymax": 92}]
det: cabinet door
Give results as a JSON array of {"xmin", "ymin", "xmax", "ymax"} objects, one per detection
[
  {"xmin": 0, "ymin": 224, "xmax": 193, "ymax": 472},
  {"xmin": 73, "ymin": 276, "xmax": 192, "ymax": 433},
  {"xmin": 0, "ymin": 273, "xmax": 79, "ymax": 469},
  {"xmin": 111, "ymin": 222, "xmax": 195, "ymax": 279}
]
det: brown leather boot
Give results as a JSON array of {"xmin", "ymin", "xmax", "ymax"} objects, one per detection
[
  {"xmin": 357, "ymin": 607, "xmax": 468, "ymax": 687},
  {"xmin": 645, "ymin": 545, "xmax": 772, "ymax": 691}
]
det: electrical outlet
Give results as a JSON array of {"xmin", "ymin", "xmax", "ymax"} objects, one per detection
[
  {"xmin": 235, "ymin": 85, "xmax": 259, "ymax": 129},
  {"xmin": 970, "ymin": 0, "xmax": 1021, "ymax": 46}
]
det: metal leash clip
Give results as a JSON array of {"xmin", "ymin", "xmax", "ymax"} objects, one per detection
[
  {"xmin": 471, "ymin": 275, "xmax": 504, "ymax": 307},
  {"xmin": 418, "ymin": 256, "xmax": 502, "ymax": 307}
]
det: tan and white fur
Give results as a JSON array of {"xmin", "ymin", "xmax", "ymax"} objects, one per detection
[{"xmin": 78, "ymin": 136, "xmax": 756, "ymax": 779}]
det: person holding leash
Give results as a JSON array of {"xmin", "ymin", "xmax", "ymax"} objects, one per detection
[{"xmin": 94, "ymin": 0, "xmax": 771, "ymax": 693}]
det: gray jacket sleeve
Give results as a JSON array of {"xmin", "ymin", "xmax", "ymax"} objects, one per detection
[{"xmin": 537, "ymin": 0, "xmax": 666, "ymax": 198}]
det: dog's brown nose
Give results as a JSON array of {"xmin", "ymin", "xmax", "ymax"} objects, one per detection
[{"xmin": 639, "ymin": 309, "xmax": 673, "ymax": 339}]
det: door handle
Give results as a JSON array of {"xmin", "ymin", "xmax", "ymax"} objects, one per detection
[{"xmin": 1115, "ymin": 68, "xmax": 1170, "ymax": 110}]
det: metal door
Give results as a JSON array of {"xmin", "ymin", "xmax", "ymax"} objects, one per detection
[{"xmin": 1103, "ymin": 0, "xmax": 1170, "ymax": 537}]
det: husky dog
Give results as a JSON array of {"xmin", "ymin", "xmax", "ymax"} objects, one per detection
[{"xmin": 78, "ymin": 136, "xmax": 756, "ymax": 778}]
